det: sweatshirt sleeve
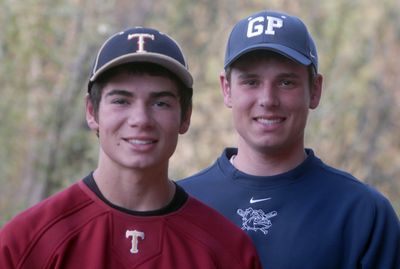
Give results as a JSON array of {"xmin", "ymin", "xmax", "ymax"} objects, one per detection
[{"xmin": 360, "ymin": 195, "xmax": 400, "ymax": 269}]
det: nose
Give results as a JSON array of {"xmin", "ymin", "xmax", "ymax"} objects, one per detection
[
  {"xmin": 127, "ymin": 102, "xmax": 154, "ymax": 128},
  {"xmin": 259, "ymin": 84, "xmax": 279, "ymax": 108}
]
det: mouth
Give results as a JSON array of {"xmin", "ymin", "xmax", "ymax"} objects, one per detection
[
  {"xmin": 124, "ymin": 138, "xmax": 157, "ymax": 145},
  {"xmin": 254, "ymin": 117, "xmax": 285, "ymax": 125}
]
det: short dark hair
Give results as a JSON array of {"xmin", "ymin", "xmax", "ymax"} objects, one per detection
[
  {"xmin": 88, "ymin": 62, "xmax": 193, "ymax": 121},
  {"xmin": 224, "ymin": 51, "xmax": 317, "ymax": 87}
]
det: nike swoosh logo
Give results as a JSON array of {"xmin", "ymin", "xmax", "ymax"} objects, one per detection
[{"xmin": 250, "ymin": 197, "xmax": 271, "ymax": 204}]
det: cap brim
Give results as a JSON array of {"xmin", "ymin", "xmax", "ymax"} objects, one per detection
[
  {"xmin": 225, "ymin": 44, "xmax": 312, "ymax": 69},
  {"xmin": 90, "ymin": 53, "xmax": 193, "ymax": 88}
]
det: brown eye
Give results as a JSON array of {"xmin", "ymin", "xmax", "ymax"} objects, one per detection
[
  {"xmin": 154, "ymin": 101, "xmax": 170, "ymax": 108},
  {"xmin": 242, "ymin": 79, "xmax": 259, "ymax": 87},
  {"xmin": 279, "ymin": 79, "xmax": 295, "ymax": 88},
  {"xmin": 112, "ymin": 98, "xmax": 129, "ymax": 105}
]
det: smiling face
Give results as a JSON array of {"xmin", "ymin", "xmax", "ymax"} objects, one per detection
[
  {"xmin": 86, "ymin": 71, "xmax": 191, "ymax": 172},
  {"xmin": 221, "ymin": 51, "xmax": 322, "ymax": 159}
]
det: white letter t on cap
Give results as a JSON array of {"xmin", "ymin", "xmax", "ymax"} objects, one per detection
[{"xmin": 128, "ymin": 33, "xmax": 155, "ymax": 52}]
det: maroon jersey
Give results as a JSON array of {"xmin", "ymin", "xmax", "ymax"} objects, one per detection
[{"xmin": 0, "ymin": 176, "xmax": 261, "ymax": 269}]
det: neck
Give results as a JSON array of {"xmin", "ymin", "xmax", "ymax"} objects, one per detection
[
  {"xmin": 233, "ymin": 143, "xmax": 307, "ymax": 176},
  {"xmin": 92, "ymin": 164, "xmax": 175, "ymax": 212}
]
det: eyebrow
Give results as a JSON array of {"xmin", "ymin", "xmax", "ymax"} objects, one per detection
[
  {"xmin": 105, "ymin": 89, "xmax": 178, "ymax": 98},
  {"xmin": 150, "ymin": 91, "xmax": 178, "ymax": 99},
  {"xmin": 105, "ymin": 89, "xmax": 133, "ymax": 97},
  {"xmin": 276, "ymin": 72, "xmax": 301, "ymax": 79},
  {"xmin": 237, "ymin": 72, "xmax": 300, "ymax": 80},
  {"xmin": 237, "ymin": 73, "xmax": 258, "ymax": 80}
]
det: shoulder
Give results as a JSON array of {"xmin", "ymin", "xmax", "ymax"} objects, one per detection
[
  {"xmin": 0, "ymin": 180, "xmax": 101, "ymax": 265},
  {"xmin": 5, "ymin": 183, "xmax": 83, "ymax": 225},
  {"xmin": 310, "ymin": 150, "xmax": 397, "ymax": 215},
  {"xmin": 2, "ymin": 181, "xmax": 91, "ymax": 231},
  {"xmin": 170, "ymin": 197, "xmax": 261, "ymax": 267},
  {"xmin": 318, "ymin": 165, "xmax": 400, "ymax": 266},
  {"xmin": 178, "ymin": 196, "xmax": 234, "ymax": 222},
  {"xmin": 179, "ymin": 148, "xmax": 235, "ymax": 186}
]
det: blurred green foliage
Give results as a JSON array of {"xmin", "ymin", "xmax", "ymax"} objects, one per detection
[{"xmin": 1, "ymin": 0, "xmax": 399, "ymax": 226}]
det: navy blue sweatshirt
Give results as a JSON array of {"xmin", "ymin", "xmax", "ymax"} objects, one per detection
[{"xmin": 179, "ymin": 148, "xmax": 400, "ymax": 269}]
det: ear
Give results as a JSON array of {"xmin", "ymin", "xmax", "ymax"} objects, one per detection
[
  {"xmin": 220, "ymin": 71, "xmax": 232, "ymax": 108},
  {"xmin": 309, "ymin": 74, "xmax": 323, "ymax": 109},
  {"xmin": 179, "ymin": 105, "xmax": 192, "ymax": 134},
  {"xmin": 85, "ymin": 94, "xmax": 99, "ymax": 131}
]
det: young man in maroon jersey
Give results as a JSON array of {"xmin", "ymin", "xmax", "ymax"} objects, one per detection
[{"xmin": 0, "ymin": 27, "xmax": 262, "ymax": 269}]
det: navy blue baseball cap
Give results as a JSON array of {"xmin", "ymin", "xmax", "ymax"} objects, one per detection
[
  {"xmin": 88, "ymin": 27, "xmax": 193, "ymax": 92},
  {"xmin": 224, "ymin": 10, "xmax": 318, "ymax": 72}
]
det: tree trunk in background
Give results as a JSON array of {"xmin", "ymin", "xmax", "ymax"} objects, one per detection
[{"xmin": 1, "ymin": 0, "xmax": 399, "ymax": 224}]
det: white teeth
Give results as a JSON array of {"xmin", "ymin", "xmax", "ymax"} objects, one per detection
[
  {"xmin": 257, "ymin": 118, "xmax": 282, "ymax": 125},
  {"xmin": 128, "ymin": 139, "xmax": 153, "ymax": 145}
]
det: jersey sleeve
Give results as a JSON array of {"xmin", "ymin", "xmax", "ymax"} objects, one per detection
[
  {"xmin": 0, "ymin": 221, "xmax": 21, "ymax": 269},
  {"xmin": 0, "ymin": 247, "xmax": 15, "ymax": 269}
]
